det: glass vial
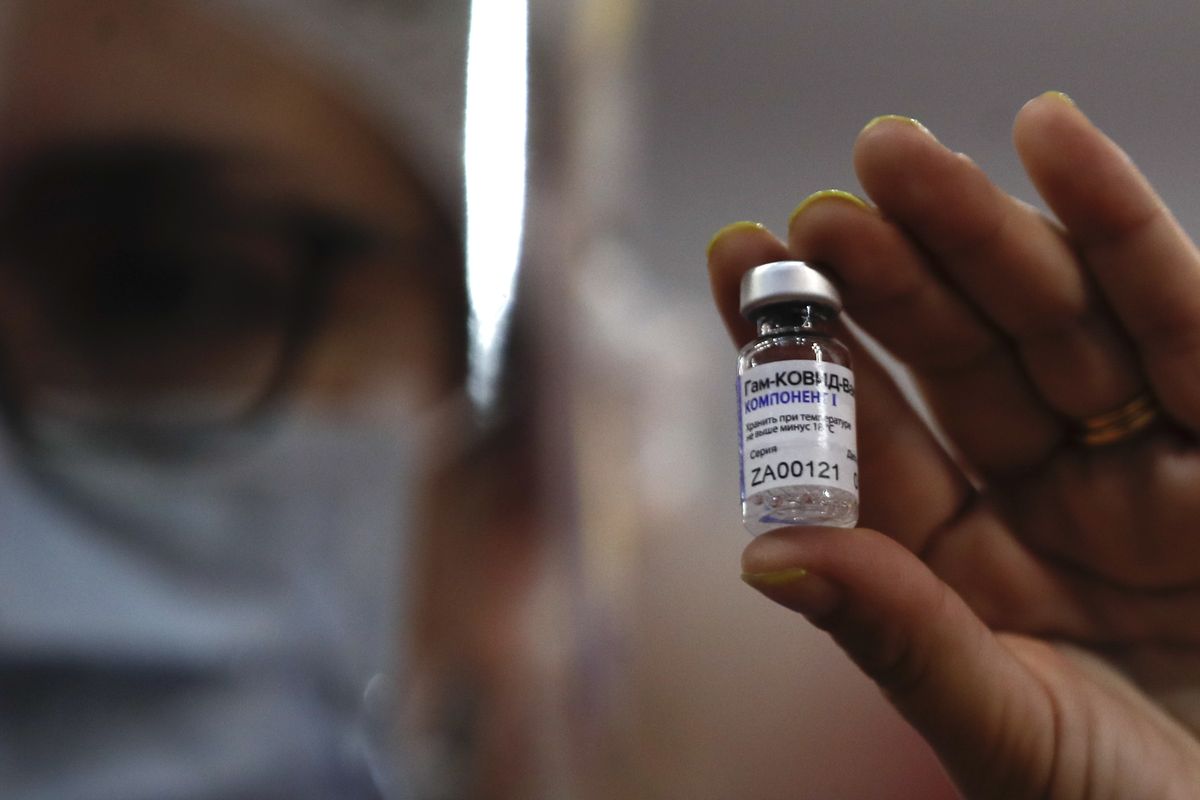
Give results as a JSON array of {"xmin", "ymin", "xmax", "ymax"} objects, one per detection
[{"xmin": 737, "ymin": 260, "xmax": 858, "ymax": 534}]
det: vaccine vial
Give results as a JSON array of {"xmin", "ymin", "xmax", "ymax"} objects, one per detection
[{"xmin": 737, "ymin": 260, "xmax": 858, "ymax": 534}]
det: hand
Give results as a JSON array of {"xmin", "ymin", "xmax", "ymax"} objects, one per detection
[{"xmin": 707, "ymin": 92, "xmax": 1200, "ymax": 799}]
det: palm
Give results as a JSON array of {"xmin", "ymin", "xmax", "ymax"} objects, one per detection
[
  {"xmin": 992, "ymin": 631, "xmax": 1200, "ymax": 799},
  {"xmin": 954, "ymin": 430, "xmax": 1200, "ymax": 634},
  {"xmin": 711, "ymin": 94, "xmax": 1200, "ymax": 798},
  {"xmin": 874, "ymin": 347, "xmax": 1200, "ymax": 799},
  {"xmin": 1030, "ymin": 435, "xmax": 1200, "ymax": 578},
  {"xmin": 955, "ymin": 431, "xmax": 1200, "ymax": 796}
]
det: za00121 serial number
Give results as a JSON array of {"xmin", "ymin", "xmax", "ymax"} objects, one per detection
[{"xmin": 749, "ymin": 459, "xmax": 842, "ymax": 488}]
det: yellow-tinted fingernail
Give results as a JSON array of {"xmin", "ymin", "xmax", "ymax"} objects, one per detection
[
  {"xmin": 741, "ymin": 567, "xmax": 810, "ymax": 588},
  {"xmin": 1041, "ymin": 90, "xmax": 1076, "ymax": 108},
  {"xmin": 741, "ymin": 567, "xmax": 842, "ymax": 618},
  {"xmin": 861, "ymin": 114, "xmax": 936, "ymax": 140},
  {"xmin": 788, "ymin": 189, "xmax": 869, "ymax": 228},
  {"xmin": 707, "ymin": 220, "xmax": 767, "ymax": 259}
]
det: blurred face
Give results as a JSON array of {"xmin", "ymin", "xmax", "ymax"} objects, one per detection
[{"xmin": 0, "ymin": 0, "xmax": 463, "ymax": 446}]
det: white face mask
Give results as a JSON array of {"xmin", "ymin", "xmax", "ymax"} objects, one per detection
[{"xmin": 0, "ymin": 403, "xmax": 441, "ymax": 799}]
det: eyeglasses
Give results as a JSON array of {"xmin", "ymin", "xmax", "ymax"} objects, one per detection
[{"xmin": 0, "ymin": 140, "xmax": 413, "ymax": 455}]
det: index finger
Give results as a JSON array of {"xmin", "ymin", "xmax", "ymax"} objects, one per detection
[{"xmin": 706, "ymin": 221, "xmax": 788, "ymax": 346}]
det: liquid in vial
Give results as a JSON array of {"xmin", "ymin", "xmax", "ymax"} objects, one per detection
[{"xmin": 737, "ymin": 260, "xmax": 859, "ymax": 534}]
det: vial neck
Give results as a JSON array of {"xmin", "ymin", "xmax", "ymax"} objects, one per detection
[{"xmin": 753, "ymin": 303, "xmax": 836, "ymax": 337}]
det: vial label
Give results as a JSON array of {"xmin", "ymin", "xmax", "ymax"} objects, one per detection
[{"xmin": 738, "ymin": 359, "xmax": 858, "ymax": 500}]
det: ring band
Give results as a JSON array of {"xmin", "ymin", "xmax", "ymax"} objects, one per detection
[{"xmin": 1073, "ymin": 394, "xmax": 1160, "ymax": 446}]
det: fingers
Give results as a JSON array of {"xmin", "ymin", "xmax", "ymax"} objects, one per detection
[
  {"xmin": 787, "ymin": 194, "xmax": 1062, "ymax": 474},
  {"xmin": 741, "ymin": 527, "xmax": 1056, "ymax": 798},
  {"xmin": 719, "ymin": 94, "xmax": 1200, "ymax": 478},
  {"xmin": 1014, "ymin": 93, "xmax": 1200, "ymax": 431},
  {"xmin": 853, "ymin": 114, "xmax": 1146, "ymax": 426},
  {"xmin": 707, "ymin": 222, "xmax": 973, "ymax": 551}
]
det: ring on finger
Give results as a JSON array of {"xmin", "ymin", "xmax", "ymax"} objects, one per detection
[{"xmin": 1072, "ymin": 393, "xmax": 1160, "ymax": 446}]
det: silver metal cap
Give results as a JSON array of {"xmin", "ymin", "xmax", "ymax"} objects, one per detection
[{"xmin": 739, "ymin": 260, "xmax": 842, "ymax": 318}]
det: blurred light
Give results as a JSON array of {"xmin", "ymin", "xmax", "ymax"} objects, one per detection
[{"xmin": 463, "ymin": 0, "xmax": 529, "ymax": 414}]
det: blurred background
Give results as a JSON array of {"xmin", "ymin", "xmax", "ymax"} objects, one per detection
[
  {"xmin": 6, "ymin": 1, "xmax": 1200, "ymax": 799},
  {"xmin": 571, "ymin": 1, "xmax": 1200, "ymax": 797}
]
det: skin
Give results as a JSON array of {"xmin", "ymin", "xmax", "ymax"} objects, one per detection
[{"xmin": 709, "ymin": 93, "xmax": 1200, "ymax": 798}]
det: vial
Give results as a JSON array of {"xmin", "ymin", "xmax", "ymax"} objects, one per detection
[{"xmin": 737, "ymin": 260, "xmax": 858, "ymax": 534}]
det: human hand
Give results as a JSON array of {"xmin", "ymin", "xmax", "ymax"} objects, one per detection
[{"xmin": 707, "ymin": 92, "xmax": 1200, "ymax": 799}]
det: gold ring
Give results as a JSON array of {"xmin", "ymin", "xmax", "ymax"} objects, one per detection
[{"xmin": 1073, "ymin": 393, "xmax": 1161, "ymax": 446}]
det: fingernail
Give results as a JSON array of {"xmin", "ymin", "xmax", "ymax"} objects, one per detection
[
  {"xmin": 707, "ymin": 220, "xmax": 767, "ymax": 259},
  {"xmin": 1041, "ymin": 90, "xmax": 1077, "ymax": 108},
  {"xmin": 788, "ymin": 189, "xmax": 869, "ymax": 228},
  {"xmin": 861, "ymin": 114, "xmax": 937, "ymax": 141},
  {"xmin": 741, "ymin": 567, "xmax": 842, "ymax": 619}
]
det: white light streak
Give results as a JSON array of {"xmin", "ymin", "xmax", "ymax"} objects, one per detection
[{"xmin": 463, "ymin": 0, "xmax": 529, "ymax": 414}]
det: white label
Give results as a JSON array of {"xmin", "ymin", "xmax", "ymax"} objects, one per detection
[{"xmin": 738, "ymin": 359, "xmax": 858, "ymax": 499}]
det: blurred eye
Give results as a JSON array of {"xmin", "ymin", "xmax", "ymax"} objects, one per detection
[
  {"xmin": 93, "ymin": 251, "xmax": 191, "ymax": 323},
  {"xmin": 46, "ymin": 238, "xmax": 293, "ymax": 349},
  {"xmin": 0, "ymin": 139, "xmax": 395, "ymax": 441},
  {"xmin": 0, "ymin": 240, "xmax": 299, "ymax": 427},
  {"xmin": 0, "ymin": 142, "xmax": 326, "ymax": 422}
]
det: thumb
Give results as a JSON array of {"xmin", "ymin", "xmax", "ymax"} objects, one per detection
[{"xmin": 742, "ymin": 527, "xmax": 1056, "ymax": 798}]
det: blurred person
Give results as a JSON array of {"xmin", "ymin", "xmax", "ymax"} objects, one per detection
[
  {"xmin": 0, "ymin": 1, "xmax": 547, "ymax": 798},
  {"xmin": 710, "ymin": 92, "xmax": 1200, "ymax": 797}
]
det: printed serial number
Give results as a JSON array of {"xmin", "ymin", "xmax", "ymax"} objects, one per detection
[{"xmin": 749, "ymin": 460, "xmax": 841, "ymax": 487}]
